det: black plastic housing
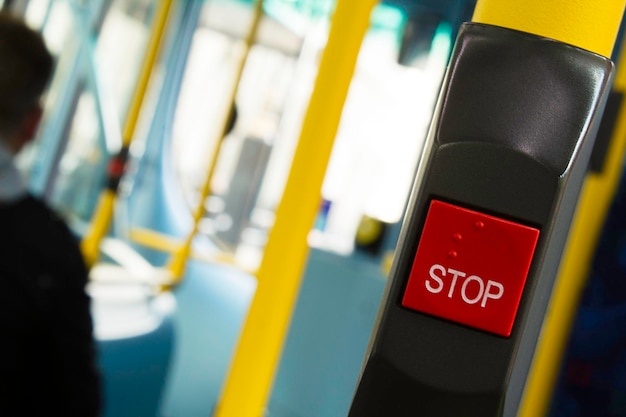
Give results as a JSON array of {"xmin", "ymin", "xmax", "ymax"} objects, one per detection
[{"xmin": 348, "ymin": 23, "xmax": 613, "ymax": 417}]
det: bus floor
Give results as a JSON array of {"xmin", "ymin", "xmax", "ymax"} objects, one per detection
[{"xmin": 91, "ymin": 248, "xmax": 386, "ymax": 417}]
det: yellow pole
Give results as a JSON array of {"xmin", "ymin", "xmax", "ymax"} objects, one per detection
[
  {"xmin": 520, "ymin": 41, "xmax": 626, "ymax": 417},
  {"xmin": 166, "ymin": 0, "xmax": 264, "ymax": 285},
  {"xmin": 473, "ymin": 1, "xmax": 625, "ymax": 416},
  {"xmin": 213, "ymin": 0, "xmax": 378, "ymax": 415},
  {"xmin": 473, "ymin": 0, "xmax": 623, "ymax": 58},
  {"xmin": 128, "ymin": 227, "xmax": 243, "ymax": 269},
  {"xmin": 80, "ymin": 0, "xmax": 173, "ymax": 268}
]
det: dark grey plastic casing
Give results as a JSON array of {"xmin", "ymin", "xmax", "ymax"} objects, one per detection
[{"xmin": 348, "ymin": 23, "xmax": 614, "ymax": 417}]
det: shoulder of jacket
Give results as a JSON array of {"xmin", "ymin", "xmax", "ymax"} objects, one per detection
[{"xmin": 2, "ymin": 196, "xmax": 86, "ymax": 273}]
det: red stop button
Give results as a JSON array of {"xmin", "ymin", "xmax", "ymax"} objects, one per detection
[{"xmin": 401, "ymin": 200, "xmax": 540, "ymax": 337}]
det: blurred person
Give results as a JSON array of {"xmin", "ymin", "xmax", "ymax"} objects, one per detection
[{"xmin": 0, "ymin": 12, "xmax": 101, "ymax": 416}]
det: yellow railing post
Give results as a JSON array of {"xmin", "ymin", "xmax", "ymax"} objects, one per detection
[
  {"xmin": 80, "ymin": 0, "xmax": 173, "ymax": 268},
  {"xmin": 473, "ymin": 0, "xmax": 623, "ymax": 59},
  {"xmin": 520, "ymin": 39, "xmax": 626, "ymax": 417},
  {"xmin": 166, "ymin": 0, "xmax": 264, "ymax": 285},
  {"xmin": 472, "ymin": 1, "xmax": 625, "ymax": 416},
  {"xmin": 213, "ymin": 0, "xmax": 378, "ymax": 416}
]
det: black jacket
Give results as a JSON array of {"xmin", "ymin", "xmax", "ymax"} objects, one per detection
[{"xmin": 0, "ymin": 195, "xmax": 101, "ymax": 416}]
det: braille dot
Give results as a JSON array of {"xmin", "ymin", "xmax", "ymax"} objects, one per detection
[
  {"xmin": 475, "ymin": 221, "xmax": 485, "ymax": 230},
  {"xmin": 448, "ymin": 250, "xmax": 458, "ymax": 259},
  {"xmin": 453, "ymin": 233, "xmax": 463, "ymax": 242}
]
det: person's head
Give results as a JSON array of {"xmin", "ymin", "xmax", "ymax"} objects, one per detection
[{"xmin": 0, "ymin": 13, "xmax": 53, "ymax": 154}]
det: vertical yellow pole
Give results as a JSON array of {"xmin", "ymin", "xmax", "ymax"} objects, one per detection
[
  {"xmin": 472, "ymin": 0, "xmax": 623, "ymax": 58},
  {"xmin": 80, "ymin": 0, "xmax": 173, "ymax": 267},
  {"xmin": 166, "ymin": 0, "xmax": 264, "ymax": 284},
  {"xmin": 520, "ymin": 41, "xmax": 626, "ymax": 417},
  {"xmin": 213, "ymin": 0, "xmax": 378, "ymax": 416},
  {"xmin": 472, "ymin": 1, "xmax": 625, "ymax": 416}
]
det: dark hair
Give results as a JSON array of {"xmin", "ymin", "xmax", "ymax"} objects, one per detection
[{"xmin": 0, "ymin": 12, "xmax": 53, "ymax": 134}]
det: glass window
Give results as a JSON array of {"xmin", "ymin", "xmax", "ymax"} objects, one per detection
[
  {"xmin": 30, "ymin": 0, "xmax": 159, "ymax": 226},
  {"xmin": 314, "ymin": 19, "xmax": 452, "ymax": 253},
  {"xmin": 170, "ymin": 2, "xmax": 453, "ymax": 269},
  {"xmin": 170, "ymin": 0, "xmax": 312, "ymax": 270}
]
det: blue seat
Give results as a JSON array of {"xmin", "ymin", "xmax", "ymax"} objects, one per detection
[{"xmin": 91, "ymin": 282, "xmax": 176, "ymax": 417}]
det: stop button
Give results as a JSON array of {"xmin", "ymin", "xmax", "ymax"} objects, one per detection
[{"xmin": 401, "ymin": 200, "xmax": 540, "ymax": 337}]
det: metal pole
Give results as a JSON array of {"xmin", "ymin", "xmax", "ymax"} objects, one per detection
[
  {"xmin": 166, "ymin": 0, "xmax": 264, "ymax": 285},
  {"xmin": 472, "ymin": 1, "xmax": 625, "ymax": 416},
  {"xmin": 519, "ymin": 35, "xmax": 626, "ymax": 417},
  {"xmin": 473, "ymin": 0, "xmax": 623, "ymax": 58},
  {"xmin": 80, "ymin": 0, "xmax": 173, "ymax": 268},
  {"xmin": 213, "ymin": 0, "xmax": 378, "ymax": 415}
]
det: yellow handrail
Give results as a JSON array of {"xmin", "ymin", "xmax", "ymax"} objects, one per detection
[
  {"xmin": 519, "ymin": 39, "xmax": 626, "ymax": 417},
  {"xmin": 473, "ymin": 0, "xmax": 626, "ymax": 416},
  {"xmin": 473, "ymin": 0, "xmax": 623, "ymax": 58},
  {"xmin": 80, "ymin": 0, "xmax": 174, "ymax": 268},
  {"xmin": 212, "ymin": 0, "xmax": 378, "ymax": 416},
  {"xmin": 166, "ymin": 0, "xmax": 265, "ymax": 285}
]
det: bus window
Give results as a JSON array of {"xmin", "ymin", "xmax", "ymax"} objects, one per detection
[
  {"xmin": 39, "ymin": 0, "xmax": 157, "ymax": 226},
  {"xmin": 170, "ymin": 0, "xmax": 307, "ymax": 270},
  {"xmin": 170, "ymin": 2, "xmax": 453, "ymax": 270},
  {"xmin": 315, "ymin": 15, "xmax": 452, "ymax": 254}
]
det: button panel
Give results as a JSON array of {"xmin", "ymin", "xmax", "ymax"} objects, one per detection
[{"xmin": 401, "ymin": 200, "xmax": 540, "ymax": 337}]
